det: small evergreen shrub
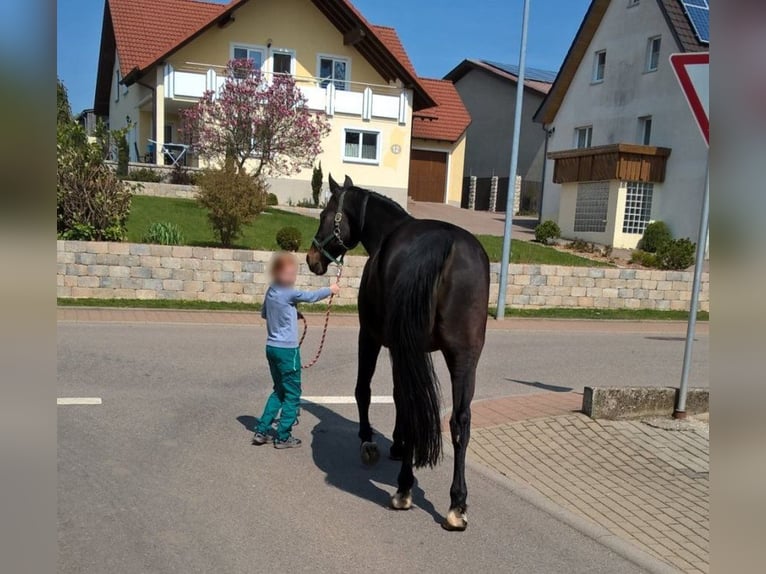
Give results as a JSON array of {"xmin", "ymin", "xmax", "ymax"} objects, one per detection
[
  {"xmin": 276, "ymin": 226, "xmax": 302, "ymax": 252},
  {"xmin": 630, "ymin": 250, "xmax": 658, "ymax": 268},
  {"xmin": 311, "ymin": 162, "xmax": 323, "ymax": 207},
  {"xmin": 127, "ymin": 168, "xmax": 163, "ymax": 183},
  {"xmin": 266, "ymin": 193, "xmax": 278, "ymax": 206},
  {"xmin": 170, "ymin": 164, "xmax": 196, "ymax": 185},
  {"xmin": 116, "ymin": 132, "xmax": 129, "ymax": 177},
  {"xmin": 143, "ymin": 222, "xmax": 185, "ymax": 246},
  {"xmin": 655, "ymin": 238, "xmax": 696, "ymax": 270},
  {"xmin": 638, "ymin": 221, "xmax": 672, "ymax": 253},
  {"xmin": 534, "ymin": 220, "xmax": 561, "ymax": 245}
]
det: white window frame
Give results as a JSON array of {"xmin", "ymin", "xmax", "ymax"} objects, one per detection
[
  {"xmin": 622, "ymin": 181, "xmax": 654, "ymax": 234},
  {"xmin": 645, "ymin": 36, "xmax": 662, "ymax": 72},
  {"xmin": 592, "ymin": 50, "xmax": 606, "ymax": 83},
  {"xmin": 342, "ymin": 128, "xmax": 381, "ymax": 165},
  {"xmin": 638, "ymin": 115, "xmax": 653, "ymax": 145},
  {"xmin": 230, "ymin": 43, "xmax": 267, "ymax": 73},
  {"xmin": 316, "ymin": 53, "xmax": 351, "ymax": 91},
  {"xmin": 575, "ymin": 126, "xmax": 593, "ymax": 149},
  {"xmin": 270, "ymin": 47, "xmax": 297, "ymax": 76}
]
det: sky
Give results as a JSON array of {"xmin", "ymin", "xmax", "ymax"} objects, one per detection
[{"xmin": 57, "ymin": 0, "xmax": 591, "ymax": 114}]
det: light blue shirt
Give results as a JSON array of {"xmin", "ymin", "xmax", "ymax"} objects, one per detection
[{"xmin": 261, "ymin": 284, "xmax": 333, "ymax": 348}]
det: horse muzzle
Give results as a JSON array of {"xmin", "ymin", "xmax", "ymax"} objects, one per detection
[{"xmin": 306, "ymin": 247, "xmax": 328, "ymax": 275}]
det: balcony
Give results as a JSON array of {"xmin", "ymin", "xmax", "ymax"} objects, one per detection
[
  {"xmin": 163, "ymin": 63, "xmax": 410, "ymax": 125},
  {"xmin": 547, "ymin": 144, "xmax": 672, "ymax": 184}
]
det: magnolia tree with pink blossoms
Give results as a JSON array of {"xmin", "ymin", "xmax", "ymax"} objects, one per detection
[{"xmin": 182, "ymin": 59, "xmax": 331, "ymax": 176}]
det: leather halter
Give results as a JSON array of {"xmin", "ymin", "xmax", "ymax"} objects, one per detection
[{"xmin": 311, "ymin": 190, "xmax": 368, "ymax": 266}]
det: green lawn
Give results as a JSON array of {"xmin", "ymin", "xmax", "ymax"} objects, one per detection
[{"xmin": 127, "ymin": 196, "xmax": 604, "ymax": 265}]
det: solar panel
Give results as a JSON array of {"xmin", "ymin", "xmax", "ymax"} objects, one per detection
[
  {"xmin": 482, "ymin": 61, "xmax": 558, "ymax": 84},
  {"xmin": 680, "ymin": 0, "xmax": 710, "ymax": 44}
]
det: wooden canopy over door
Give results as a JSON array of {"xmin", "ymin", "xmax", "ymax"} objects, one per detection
[{"xmin": 409, "ymin": 149, "xmax": 448, "ymax": 203}]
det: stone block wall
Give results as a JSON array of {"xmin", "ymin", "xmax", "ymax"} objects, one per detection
[
  {"xmin": 131, "ymin": 182, "xmax": 198, "ymax": 200},
  {"xmin": 57, "ymin": 241, "xmax": 710, "ymax": 312}
]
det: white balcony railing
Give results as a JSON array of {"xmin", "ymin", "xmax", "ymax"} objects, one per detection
[{"xmin": 163, "ymin": 63, "xmax": 409, "ymax": 125}]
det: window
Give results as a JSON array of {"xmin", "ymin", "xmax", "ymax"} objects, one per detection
[
  {"xmin": 638, "ymin": 116, "xmax": 653, "ymax": 145},
  {"xmin": 115, "ymin": 70, "xmax": 121, "ymax": 102},
  {"xmin": 646, "ymin": 36, "xmax": 661, "ymax": 72},
  {"xmin": 164, "ymin": 125, "xmax": 174, "ymax": 144},
  {"xmin": 622, "ymin": 182, "xmax": 654, "ymax": 234},
  {"xmin": 574, "ymin": 182, "xmax": 610, "ymax": 233},
  {"xmin": 592, "ymin": 50, "xmax": 606, "ymax": 82},
  {"xmin": 232, "ymin": 45, "xmax": 265, "ymax": 71},
  {"xmin": 272, "ymin": 50, "xmax": 295, "ymax": 75},
  {"xmin": 318, "ymin": 55, "xmax": 350, "ymax": 90},
  {"xmin": 344, "ymin": 129, "xmax": 379, "ymax": 163},
  {"xmin": 575, "ymin": 126, "xmax": 593, "ymax": 149}
]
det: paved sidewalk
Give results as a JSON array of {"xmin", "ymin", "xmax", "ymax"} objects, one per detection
[{"xmin": 463, "ymin": 392, "xmax": 709, "ymax": 573}]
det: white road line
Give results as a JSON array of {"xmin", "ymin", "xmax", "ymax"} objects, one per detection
[
  {"xmin": 57, "ymin": 398, "xmax": 102, "ymax": 405},
  {"xmin": 301, "ymin": 396, "xmax": 393, "ymax": 405}
]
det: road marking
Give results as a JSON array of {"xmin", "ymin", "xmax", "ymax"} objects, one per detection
[
  {"xmin": 57, "ymin": 398, "xmax": 102, "ymax": 405},
  {"xmin": 301, "ymin": 396, "xmax": 393, "ymax": 405}
]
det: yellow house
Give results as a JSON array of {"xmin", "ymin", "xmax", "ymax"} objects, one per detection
[{"xmin": 94, "ymin": 0, "xmax": 470, "ymax": 207}]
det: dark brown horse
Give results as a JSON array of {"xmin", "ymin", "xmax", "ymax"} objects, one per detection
[{"xmin": 307, "ymin": 176, "xmax": 489, "ymax": 530}]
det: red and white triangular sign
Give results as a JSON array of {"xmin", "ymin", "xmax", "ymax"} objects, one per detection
[{"xmin": 670, "ymin": 53, "xmax": 709, "ymax": 146}]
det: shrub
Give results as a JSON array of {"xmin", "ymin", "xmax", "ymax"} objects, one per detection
[
  {"xmin": 196, "ymin": 162, "xmax": 266, "ymax": 247},
  {"xmin": 296, "ymin": 198, "xmax": 318, "ymax": 208},
  {"xmin": 266, "ymin": 192, "xmax": 278, "ymax": 206},
  {"xmin": 128, "ymin": 168, "xmax": 163, "ymax": 183},
  {"xmin": 630, "ymin": 250, "xmax": 658, "ymax": 268},
  {"xmin": 57, "ymin": 121, "xmax": 133, "ymax": 241},
  {"xmin": 311, "ymin": 162, "xmax": 323, "ymax": 207},
  {"xmin": 568, "ymin": 238, "xmax": 592, "ymax": 253},
  {"xmin": 534, "ymin": 220, "xmax": 561, "ymax": 245},
  {"xmin": 638, "ymin": 221, "xmax": 672, "ymax": 253},
  {"xmin": 116, "ymin": 131, "xmax": 129, "ymax": 177},
  {"xmin": 276, "ymin": 226, "xmax": 302, "ymax": 252},
  {"xmin": 169, "ymin": 164, "xmax": 197, "ymax": 185},
  {"xmin": 143, "ymin": 222, "xmax": 185, "ymax": 246},
  {"xmin": 656, "ymin": 238, "xmax": 696, "ymax": 270}
]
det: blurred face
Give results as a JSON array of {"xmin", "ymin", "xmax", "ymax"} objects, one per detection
[{"xmin": 274, "ymin": 258, "xmax": 298, "ymax": 286}]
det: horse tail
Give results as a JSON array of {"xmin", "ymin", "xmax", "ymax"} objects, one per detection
[{"xmin": 386, "ymin": 232, "xmax": 454, "ymax": 469}]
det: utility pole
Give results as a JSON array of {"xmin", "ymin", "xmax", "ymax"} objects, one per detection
[{"xmin": 496, "ymin": 0, "xmax": 531, "ymax": 320}]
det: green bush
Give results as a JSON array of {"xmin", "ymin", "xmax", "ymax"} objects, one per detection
[
  {"xmin": 266, "ymin": 193, "xmax": 278, "ymax": 206},
  {"xmin": 656, "ymin": 238, "xmax": 696, "ymax": 270},
  {"xmin": 311, "ymin": 162, "xmax": 323, "ymax": 207},
  {"xmin": 638, "ymin": 221, "xmax": 672, "ymax": 253},
  {"xmin": 143, "ymin": 222, "xmax": 185, "ymax": 245},
  {"xmin": 196, "ymin": 162, "xmax": 266, "ymax": 247},
  {"xmin": 116, "ymin": 131, "xmax": 129, "ymax": 177},
  {"xmin": 630, "ymin": 250, "xmax": 658, "ymax": 268},
  {"xmin": 128, "ymin": 168, "xmax": 163, "ymax": 183},
  {"xmin": 534, "ymin": 220, "xmax": 561, "ymax": 245},
  {"xmin": 276, "ymin": 226, "xmax": 302, "ymax": 252},
  {"xmin": 170, "ymin": 164, "xmax": 197, "ymax": 185}
]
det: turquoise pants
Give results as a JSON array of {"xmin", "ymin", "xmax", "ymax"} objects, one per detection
[{"xmin": 256, "ymin": 346, "xmax": 301, "ymax": 441}]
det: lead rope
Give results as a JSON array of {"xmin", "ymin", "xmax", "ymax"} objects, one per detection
[{"xmin": 299, "ymin": 264, "xmax": 343, "ymax": 369}]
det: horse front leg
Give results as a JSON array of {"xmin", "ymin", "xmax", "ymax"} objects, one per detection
[
  {"xmin": 356, "ymin": 327, "xmax": 381, "ymax": 466},
  {"xmin": 442, "ymin": 350, "xmax": 479, "ymax": 531}
]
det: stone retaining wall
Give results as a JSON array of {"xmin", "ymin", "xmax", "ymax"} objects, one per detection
[
  {"xmin": 131, "ymin": 182, "xmax": 198, "ymax": 200},
  {"xmin": 57, "ymin": 241, "xmax": 710, "ymax": 312}
]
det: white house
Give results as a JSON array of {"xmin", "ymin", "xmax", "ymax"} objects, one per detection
[{"xmin": 534, "ymin": 0, "xmax": 708, "ymax": 249}]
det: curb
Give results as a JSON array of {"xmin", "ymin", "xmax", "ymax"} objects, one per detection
[{"xmin": 462, "ymin": 452, "xmax": 680, "ymax": 574}]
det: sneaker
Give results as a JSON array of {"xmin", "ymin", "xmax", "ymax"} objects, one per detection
[
  {"xmin": 273, "ymin": 436, "xmax": 302, "ymax": 449},
  {"xmin": 252, "ymin": 432, "xmax": 271, "ymax": 446}
]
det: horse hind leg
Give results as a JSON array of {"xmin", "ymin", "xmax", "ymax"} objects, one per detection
[
  {"xmin": 442, "ymin": 351, "xmax": 479, "ymax": 531},
  {"xmin": 356, "ymin": 328, "xmax": 381, "ymax": 466}
]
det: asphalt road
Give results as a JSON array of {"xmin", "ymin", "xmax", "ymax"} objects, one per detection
[{"xmin": 58, "ymin": 321, "xmax": 708, "ymax": 573}]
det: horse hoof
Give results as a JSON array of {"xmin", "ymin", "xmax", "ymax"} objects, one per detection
[
  {"xmin": 360, "ymin": 441, "xmax": 380, "ymax": 466},
  {"xmin": 442, "ymin": 509, "xmax": 468, "ymax": 531},
  {"xmin": 390, "ymin": 491, "xmax": 412, "ymax": 510},
  {"xmin": 389, "ymin": 443, "xmax": 404, "ymax": 461}
]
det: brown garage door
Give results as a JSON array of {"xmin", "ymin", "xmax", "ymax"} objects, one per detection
[{"xmin": 409, "ymin": 149, "xmax": 447, "ymax": 203}]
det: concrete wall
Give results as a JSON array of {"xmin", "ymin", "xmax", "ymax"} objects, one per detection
[
  {"xmin": 57, "ymin": 241, "xmax": 709, "ymax": 312},
  {"xmin": 540, "ymin": 0, "xmax": 708, "ymax": 243},
  {"xmin": 453, "ymin": 68, "xmax": 547, "ymax": 181}
]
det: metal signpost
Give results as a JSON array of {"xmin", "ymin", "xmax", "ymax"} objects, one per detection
[
  {"xmin": 669, "ymin": 52, "xmax": 709, "ymax": 418},
  {"xmin": 496, "ymin": 0, "xmax": 531, "ymax": 320}
]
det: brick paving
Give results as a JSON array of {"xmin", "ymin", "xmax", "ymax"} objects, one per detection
[{"xmin": 466, "ymin": 392, "xmax": 709, "ymax": 574}]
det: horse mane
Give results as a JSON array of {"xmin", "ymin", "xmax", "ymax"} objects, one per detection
[{"xmin": 350, "ymin": 186, "xmax": 410, "ymax": 219}]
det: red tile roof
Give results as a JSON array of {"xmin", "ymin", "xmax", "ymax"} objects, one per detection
[
  {"xmin": 370, "ymin": 25, "xmax": 419, "ymax": 80},
  {"xmin": 413, "ymin": 78, "xmax": 471, "ymax": 143},
  {"xmin": 109, "ymin": 0, "xmax": 228, "ymax": 77}
]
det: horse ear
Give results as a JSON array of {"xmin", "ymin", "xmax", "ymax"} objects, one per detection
[
  {"xmin": 343, "ymin": 175, "xmax": 354, "ymax": 188},
  {"xmin": 328, "ymin": 174, "xmax": 341, "ymax": 195}
]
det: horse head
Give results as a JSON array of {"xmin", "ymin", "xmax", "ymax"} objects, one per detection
[{"xmin": 307, "ymin": 174, "xmax": 363, "ymax": 275}]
